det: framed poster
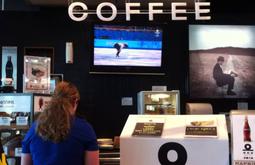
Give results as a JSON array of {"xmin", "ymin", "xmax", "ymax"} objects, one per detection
[
  {"xmin": 1, "ymin": 46, "xmax": 17, "ymax": 89},
  {"xmin": 189, "ymin": 25, "xmax": 255, "ymax": 99},
  {"xmin": 24, "ymin": 47, "xmax": 54, "ymax": 72},
  {"xmin": 23, "ymin": 56, "xmax": 51, "ymax": 94}
]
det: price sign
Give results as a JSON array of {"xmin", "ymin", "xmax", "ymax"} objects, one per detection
[
  {"xmin": 185, "ymin": 126, "xmax": 217, "ymax": 137},
  {"xmin": 16, "ymin": 116, "xmax": 28, "ymax": 126},
  {"xmin": 0, "ymin": 117, "xmax": 11, "ymax": 126},
  {"xmin": 132, "ymin": 122, "xmax": 164, "ymax": 137}
]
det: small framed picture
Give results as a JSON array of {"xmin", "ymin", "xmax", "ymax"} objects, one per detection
[
  {"xmin": 23, "ymin": 56, "xmax": 51, "ymax": 94},
  {"xmin": 33, "ymin": 94, "xmax": 52, "ymax": 120},
  {"xmin": 23, "ymin": 47, "xmax": 54, "ymax": 94},
  {"xmin": 50, "ymin": 74, "xmax": 63, "ymax": 93}
]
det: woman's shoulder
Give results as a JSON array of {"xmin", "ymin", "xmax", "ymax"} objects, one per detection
[
  {"xmin": 72, "ymin": 117, "xmax": 97, "ymax": 138},
  {"xmin": 74, "ymin": 117, "xmax": 93, "ymax": 129},
  {"xmin": 22, "ymin": 122, "xmax": 38, "ymax": 142},
  {"xmin": 74, "ymin": 116, "xmax": 88, "ymax": 124}
]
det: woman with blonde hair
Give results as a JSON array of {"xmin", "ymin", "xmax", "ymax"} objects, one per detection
[{"xmin": 21, "ymin": 81, "xmax": 99, "ymax": 165}]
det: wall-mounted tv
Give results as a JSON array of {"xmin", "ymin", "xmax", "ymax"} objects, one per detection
[
  {"xmin": 90, "ymin": 24, "xmax": 165, "ymax": 75},
  {"xmin": 0, "ymin": 93, "xmax": 33, "ymax": 126},
  {"xmin": 189, "ymin": 25, "xmax": 255, "ymax": 99}
]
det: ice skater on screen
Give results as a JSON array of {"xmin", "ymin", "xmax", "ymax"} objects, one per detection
[{"xmin": 113, "ymin": 43, "xmax": 128, "ymax": 57}]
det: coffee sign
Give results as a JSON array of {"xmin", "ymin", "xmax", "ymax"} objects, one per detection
[{"xmin": 68, "ymin": 2, "xmax": 211, "ymax": 22}]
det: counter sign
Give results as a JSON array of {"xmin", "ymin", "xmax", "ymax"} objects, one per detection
[
  {"xmin": 232, "ymin": 114, "xmax": 255, "ymax": 165},
  {"xmin": 132, "ymin": 122, "xmax": 164, "ymax": 137}
]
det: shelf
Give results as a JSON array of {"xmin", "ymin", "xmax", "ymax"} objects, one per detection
[
  {"xmin": 99, "ymin": 157, "xmax": 120, "ymax": 162},
  {"xmin": 0, "ymin": 124, "xmax": 29, "ymax": 130},
  {"xmin": 145, "ymin": 103, "xmax": 173, "ymax": 105},
  {"xmin": 6, "ymin": 155, "xmax": 21, "ymax": 158}
]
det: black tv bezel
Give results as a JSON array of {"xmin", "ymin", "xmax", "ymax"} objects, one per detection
[
  {"xmin": 187, "ymin": 24, "xmax": 255, "ymax": 100},
  {"xmin": 89, "ymin": 22, "xmax": 166, "ymax": 75}
]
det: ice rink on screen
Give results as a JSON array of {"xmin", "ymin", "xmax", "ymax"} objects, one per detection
[{"xmin": 94, "ymin": 48, "xmax": 162, "ymax": 67}]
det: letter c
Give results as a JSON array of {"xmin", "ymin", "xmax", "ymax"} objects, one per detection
[{"xmin": 68, "ymin": 2, "xmax": 88, "ymax": 22}]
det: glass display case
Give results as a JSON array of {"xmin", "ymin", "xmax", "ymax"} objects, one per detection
[{"xmin": 137, "ymin": 90, "xmax": 180, "ymax": 115}]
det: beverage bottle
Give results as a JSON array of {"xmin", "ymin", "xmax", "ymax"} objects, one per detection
[
  {"xmin": 244, "ymin": 115, "xmax": 251, "ymax": 142},
  {"xmin": 5, "ymin": 56, "xmax": 13, "ymax": 79}
]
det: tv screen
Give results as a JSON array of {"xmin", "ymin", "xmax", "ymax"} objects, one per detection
[
  {"xmin": 189, "ymin": 25, "xmax": 255, "ymax": 98},
  {"xmin": 0, "ymin": 93, "xmax": 33, "ymax": 126},
  {"xmin": 91, "ymin": 24, "xmax": 164, "ymax": 75}
]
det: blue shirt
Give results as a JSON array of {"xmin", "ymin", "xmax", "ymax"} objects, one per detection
[{"xmin": 22, "ymin": 117, "xmax": 99, "ymax": 165}]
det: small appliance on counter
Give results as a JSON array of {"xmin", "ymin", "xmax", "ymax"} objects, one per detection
[{"xmin": 137, "ymin": 90, "xmax": 180, "ymax": 115}]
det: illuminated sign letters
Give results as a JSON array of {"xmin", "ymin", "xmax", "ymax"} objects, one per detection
[
  {"xmin": 68, "ymin": 2, "xmax": 211, "ymax": 22},
  {"xmin": 96, "ymin": 2, "xmax": 117, "ymax": 21}
]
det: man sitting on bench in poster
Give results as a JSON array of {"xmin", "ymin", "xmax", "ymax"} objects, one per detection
[{"xmin": 213, "ymin": 56, "xmax": 238, "ymax": 96}]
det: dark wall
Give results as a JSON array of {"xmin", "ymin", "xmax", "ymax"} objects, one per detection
[{"xmin": 1, "ymin": 8, "xmax": 255, "ymax": 138}]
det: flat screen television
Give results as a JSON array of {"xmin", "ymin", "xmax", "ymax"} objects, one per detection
[
  {"xmin": 90, "ymin": 24, "xmax": 165, "ymax": 75},
  {"xmin": 0, "ymin": 93, "xmax": 33, "ymax": 126},
  {"xmin": 189, "ymin": 25, "xmax": 255, "ymax": 99}
]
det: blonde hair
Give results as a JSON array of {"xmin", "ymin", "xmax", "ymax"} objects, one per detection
[{"xmin": 36, "ymin": 81, "xmax": 80, "ymax": 143}]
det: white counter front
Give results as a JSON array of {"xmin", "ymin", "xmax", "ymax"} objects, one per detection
[{"xmin": 120, "ymin": 115, "xmax": 229, "ymax": 165}]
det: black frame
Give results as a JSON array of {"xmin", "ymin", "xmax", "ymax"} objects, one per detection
[{"xmin": 89, "ymin": 22, "xmax": 167, "ymax": 75}]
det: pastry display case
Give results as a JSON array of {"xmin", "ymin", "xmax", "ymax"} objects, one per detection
[{"xmin": 137, "ymin": 90, "xmax": 180, "ymax": 115}]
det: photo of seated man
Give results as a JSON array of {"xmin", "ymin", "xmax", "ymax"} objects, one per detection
[{"xmin": 213, "ymin": 56, "xmax": 238, "ymax": 95}]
